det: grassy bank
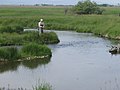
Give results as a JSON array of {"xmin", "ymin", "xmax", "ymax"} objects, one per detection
[
  {"xmin": 0, "ymin": 6, "xmax": 120, "ymax": 39},
  {"xmin": 0, "ymin": 47, "xmax": 21, "ymax": 61},
  {"xmin": 21, "ymin": 43, "xmax": 52, "ymax": 58},
  {"xmin": 0, "ymin": 32, "xmax": 59, "ymax": 46},
  {"xmin": 0, "ymin": 43, "xmax": 52, "ymax": 61}
]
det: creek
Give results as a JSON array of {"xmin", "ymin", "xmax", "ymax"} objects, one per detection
[{"xmin": 0, "ymin": 30, "xmax": 120, "ymax": 90}]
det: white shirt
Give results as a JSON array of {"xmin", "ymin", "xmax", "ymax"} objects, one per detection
[{"xmin": 38, "ymin": 21, "xmax": 44, "ymax": 28}]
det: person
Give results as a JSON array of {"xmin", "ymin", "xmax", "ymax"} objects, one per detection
[{"xmin": 38, "ymin": 19, "xmax": 45, "ymax": 33}]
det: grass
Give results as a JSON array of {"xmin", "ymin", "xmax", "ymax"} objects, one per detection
[
  {"xmin": 0, "ymin": 32, "xmax": 59, "ymax": 46},
  {"xmin": 33, "ymin": 83, "xmax": 52, "ymax": 90},
  {"xmin": 0, "ymin": 6, "xmax": 120, "ymax": 39},
  {"xmin": 0, "ymin": 25, "xmax": 23, "ymax": 33},
  {"xmin": 0, "ymin": 43, "xmax": 52, "ymax": 61},
  {"xmin": 0, "ymin": 47, "xmax": 21, "ymax": 61},
  {"xmin": 21, "ymin": 43, "xmax": 52, "ymax": 57},
  {"xmin": 39, "ymin": 32, "xmax": 60, "ymax": 44}
]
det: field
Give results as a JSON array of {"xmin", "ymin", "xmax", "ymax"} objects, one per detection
[{"xmin": 0, "ymin": 5, "xmax": 120, "ymax": 39}]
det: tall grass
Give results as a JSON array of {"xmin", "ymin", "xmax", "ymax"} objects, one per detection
[
  {"xmin": 33, "ymin": 83, "xmax": 52, "ymax": 90},
  {"xmin": 0, "ymin": 43, "xmax": 52, "ymax": 61},
  {"xmin": 39, "ymin": 32, "xmax": 60, "ymax": 44},
  {"xmin": 0, "ymin": 6, "xmax": 120, "ymax": 39},
  {"xmin": 21, "ymin": 43, "xmax": 52, "ymax": 57},
  {"xmin": 0, "ymin": 25, "xmax": 23, "ymax": 33},
  {"xmin": 0, "ymin": 32, "xmax": 59, "ymax": 46},
  {"xmin": 0, "ymin": 47, "xmax": 21, "ymax": 61}
]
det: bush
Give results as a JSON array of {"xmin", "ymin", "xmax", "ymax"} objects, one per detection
[
  {"xmin": 72, "ymin": 0, "xmax": 104, "ymax": 15},
  {"xmin": 21, "ymin": 43, "xmax": 52, "ymax": 57}
]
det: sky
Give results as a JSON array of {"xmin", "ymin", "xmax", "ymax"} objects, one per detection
[{"xmin": 0, "ymin": 0, "xmax": 120, "ymax": 5}]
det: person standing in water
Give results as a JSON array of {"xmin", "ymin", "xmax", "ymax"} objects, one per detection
[{"xmin": 38, "ymin": 19, "xmax": 45, "ymax": 34}]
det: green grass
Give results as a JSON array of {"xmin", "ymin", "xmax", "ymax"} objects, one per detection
[
  {"xmin": 0, "ymin": 43, "xmax": 52, "ymax": 61},
  {"xmin": 21, "ymin": 43, "xmax": 52, "ymax": 57},
  {"xmin": 39, "ymin": 32, "xmax": 60, "ymax": 44},
  {"xmin": 102, "ymin": 7, "xmax": 120, "ymax": 15},
  {"xmin": 0, "ymin": 6, "xmax": 120, "ymax": 39},
  {"xmin": 33, "ymin": 83, "xmax": 52, "ymax": 90},
  {"xmin": 0, "ymin": 32, "xmax": 59, "ymax": 46},
  {"xmin": 0, "ymin": 25, "xmax": 23, "ymax": 33},
  {"xmin": 0, "ymin": 47, "xmax": 21, "ymax": 61}
]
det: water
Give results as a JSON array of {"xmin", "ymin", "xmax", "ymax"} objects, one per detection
[{"xmin": 0, "ymin": 30, "xmax": 120, "ymax": 90}]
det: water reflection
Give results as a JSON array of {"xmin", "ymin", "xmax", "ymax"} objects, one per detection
[
  {"xmin": 0, "ymin": 62, "xmax": 20, "ymax": 73},
  {"xmin": 0, "ymin": 58, "xmax": 50, "ymax": 73},
  {"xmin": 22, "ymin": 58, "xmax": 50, "ymax": 69}
]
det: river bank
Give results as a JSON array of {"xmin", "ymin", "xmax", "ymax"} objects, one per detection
[{"xmin": 0, "ymin": 6, "xmax": 120, "ymax": 40}]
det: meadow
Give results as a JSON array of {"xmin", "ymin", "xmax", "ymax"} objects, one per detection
[{"xmin": 0, "ymin": 6, "xmax": 120, "ymax": 39}]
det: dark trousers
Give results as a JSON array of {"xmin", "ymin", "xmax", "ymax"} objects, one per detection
[
  {"xmin": 41, "ymin": 28, "xmax": 43, "ymax": 33},
  {"xmin": 38, "ymin": 27, "xmax": 43, "ymax": 34}
]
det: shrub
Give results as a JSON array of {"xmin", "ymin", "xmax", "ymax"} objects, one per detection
[{"xmin": 72, "ymin": 0, "xmax": 104, "ymax": 15}]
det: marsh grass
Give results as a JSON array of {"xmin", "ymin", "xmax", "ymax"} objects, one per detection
[
  {"xmin": 0, "ymin": 25, "xmax": 23, "ymax": 33},
  {"xmin": 39, "ymin": 32, "xmax": 60, "ymax": 44},
  {"xmin": 21, "ymin": 43, "xmax": 52, "ymax": 57},
  {"xmin": 33, "ymin": 83, "xmax": 52, "ymax": 90},
  {"xmin": 0, "ymin": 32, "xmax": 59, "ymax": 46},
  {"xmin": 0, "ymin": 47, "xmax": 21, "ymax": 61},
  {"xmin": 0, "ymin": 6, "xmax": 120, "ymax": 39},
  {"xmin": 0, "ymin": 43, "xmax": 52, "ymax": 61}
]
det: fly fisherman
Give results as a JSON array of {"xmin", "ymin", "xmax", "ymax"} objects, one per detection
[{"xmin": 38, "ymin": 19, "xmax": 45, "ymax": 34}]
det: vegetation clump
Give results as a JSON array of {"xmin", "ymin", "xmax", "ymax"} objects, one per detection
[
  {"xmin": 0, "ymin": 47, "xmax": 21, "ymax": 61},
  {"xmin": 39, "ymin": 32, "xmax": 60, "ymax": 44},
  {"xmin": 21, "ymin": 43, "xmax": 52, "ymax": 58},
  {"xmin": 33, "ymin": 83, "xmax": 52, "ymax": 90},
  {"xmin": 0, "ymin": 32, "xmax": 59, "ymax": 46},
  {"xmin": 0, "ymin": 43, "xmax": 52, "ymax": 61},
  {"xmin": 72, "ymin": 0, "xmax": 104, "ymax": 15}
]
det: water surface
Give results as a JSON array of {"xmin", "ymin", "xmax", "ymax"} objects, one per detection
[{"xmin": 0, "ymin": 30, "xmax": 120, "ymax": 90}]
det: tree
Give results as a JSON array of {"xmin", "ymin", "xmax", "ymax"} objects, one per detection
[{"xmin": 72, "ymin": 0, "xmax": 104, "ymax": 15}]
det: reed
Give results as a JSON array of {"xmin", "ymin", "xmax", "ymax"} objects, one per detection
[{"xmin": 33, "ymin": 83, "xmax": 52, "ymax": 90}]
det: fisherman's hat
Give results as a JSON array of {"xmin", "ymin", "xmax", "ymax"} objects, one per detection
[{"xmin": 40, "ymin": 19, "xmax": 43, "ymax": 21}]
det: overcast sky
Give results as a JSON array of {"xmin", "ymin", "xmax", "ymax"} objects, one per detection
[{"xmin": 0, "ymin": 0, "xmax": 119, "ymax": 5}]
